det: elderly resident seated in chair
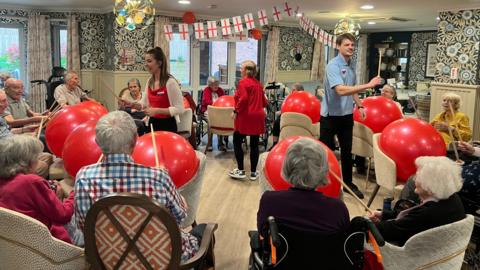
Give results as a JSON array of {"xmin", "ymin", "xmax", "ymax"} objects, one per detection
[
  {"xmin": 201, "ymin": 76, "xmax": 227, "ymax": 151},
  {"xmin": 74, "ymin": 111, "xmax": 204, "ymax": 262},
  {"xmin": 368, "ymin": 156, "xmax": 465, "ymax": 246},
  {"xmin": 118, "ymin": 78, "xmax": 147, "ymax": 135}
]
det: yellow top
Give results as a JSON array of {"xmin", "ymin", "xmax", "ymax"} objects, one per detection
[{"xmin": 430, "ymin": 111, "xmax": 472, "ymax": 146}]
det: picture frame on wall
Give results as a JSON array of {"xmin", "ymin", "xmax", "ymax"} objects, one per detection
[{"xmin": 425, "ymin": 42, "xmax": 437, "ymax": 78}]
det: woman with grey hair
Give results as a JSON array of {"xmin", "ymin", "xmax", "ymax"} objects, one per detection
[
  {"xmin": 201, "ymin": 76, "xmax": 227, "ymax": 151},
  {"xmin": 257, "ymin": 138, "xmax": 350, "ymax": 235},
  {"xmin": 0, "ymin": 135, "xmax": 75, "ymax": 244},
  {"xmin": 368, "ymin": 156, "xmax": 465, "ymax": 246},
  {"xmin": 118, "ymin": 78, "xmax": 147, "ymax": 135}
]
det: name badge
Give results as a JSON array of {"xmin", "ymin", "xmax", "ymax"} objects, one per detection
[
  {"xmin": 156, "ymin": 90, "xmax": 165, "ymax": 96},
  {"xmin": 341, "ymin": 69, "xmax": 347, "ymax": 78}
]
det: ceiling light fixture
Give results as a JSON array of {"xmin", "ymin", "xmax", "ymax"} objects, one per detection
[
  {"xmin": 368, "ymin": 21, "xmax": 376, "ymax": 25},
  {"xmin": 360, "ymin": 4, "xmax": 374, "ymax": 10},
  {"xmin": 296, "ymin": 13, "xmax": 303, "ymax": 17},
  {"xmin": 114, "ymin": 0, "xmax": 155, "ymax": 31},
  {"xmin": 178, "ymin": 0, "xmax": 191, "ymax": 4},
  {"xmin": 436, "ymin": 16, "xmax": 440, "ymax": 20},
  {"xmin": 334, "ymin": 17, "xmax": 361, "ymax": 38}
]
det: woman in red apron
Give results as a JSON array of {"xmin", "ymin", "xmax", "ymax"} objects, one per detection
[
  {"xmin": 228, "ymin": 60, "xmax": 267, "ymax": 180},
  {"xmin": 140, "ymin": 47, "xmax": 185, "ymax": 132}
]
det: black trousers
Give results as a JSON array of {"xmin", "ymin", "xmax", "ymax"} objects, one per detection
[
  {"xmin": 148, "ymin": 117, "xmax": 177, "ymax": 133},
  {"xmin": 233, "ymin": 131, "xmax": 260, "ymax": 172},
  {"xmin": 320, "ymin": 114, "xmax": 354, "ymax": 185}
]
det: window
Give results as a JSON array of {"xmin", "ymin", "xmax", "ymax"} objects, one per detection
[
  {"xmin": 169, "ymin": 33, "xmax": 190, "ymax": 86},
  {"xmin": 235, "ymin": 38, "xmax": 259, "ymax": 82},
  {"xmin": 52, "ymin": 25, "xmax": 67, "ymax": 69},
  {"xmin": 199, "ymin": 41, "xmax": 228, "ymax": 85},
  {"xmin": 0, "ymin": 25, "xmax": 23, "ymax": 83}
]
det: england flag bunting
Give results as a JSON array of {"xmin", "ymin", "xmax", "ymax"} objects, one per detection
[
  {"xmin": 207, "ymin": 21, "xmax": 218, "ymax": 38},
  {"xmin": 164, "ymin": 24, "xmax": 173, "ymax": 41},
  {"xmin": 220, "ymin": 18, "xmax": 232, "ymax": 36},
  {"xmin": 193, "ymin": 22, "xmax": 205, "ymax": 39},
  {"xmin": 313, "ymin": 25, "xmax": 319, "ymax": 39},
  {"xmin": 244, "ymin": 13, "xmax": 255, "ymax": 30},
  {"xmin": 272, "ymin": 6, "xmax": 282, "ymax": 21},
  {"xmin": 232, "ymin": 16, "xmax": 244, "ymax": 33},
  {"xmin": 308, "ymin": 20, "xmax": 314, "ymax": 35},
  {"xmin": 283, "ymin": 2, "xmax": 293, "ymax": 16},
  {"xmin": 258, "ymin": 9, "xmax": 268, "ymax": 26},
  {"xmin": 332, "ymin": 35, "xmax": 337, "ymax": 48},
  {"xmin": 178, "ymin": 23, "xmax": 189, "ymax": 40}
]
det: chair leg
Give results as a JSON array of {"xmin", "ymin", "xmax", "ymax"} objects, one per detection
[
  {"xmin": 367, "ymin": 184, "xmax": 380, "ymax": 207},
  {"xmin": 204, "ymin": 131, "xmax": 212, "ymax": 154},
  {"xmin": 364, "ymin": 158, "xmax": 372, "ymax": 192}
]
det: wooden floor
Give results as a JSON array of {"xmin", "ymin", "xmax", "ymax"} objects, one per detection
[{"xmin": 194, "ymin": 140, "xmax": 389, "ymax": 270}]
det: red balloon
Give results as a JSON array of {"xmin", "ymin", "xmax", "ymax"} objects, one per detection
[
  {"xmin": 353, "ymin": 96, "xmax": 402, "ymax": 133},
  {"xmin": 250, "ymin": 29, "xmax": 262, "ymax": 40},
  {"xmin": 183, "ymin": 97, "xmax": 190, "ymax": 109},
  {"xmin": 379, "ymin": 118, "xmax": 446, "ymax": 182},
  {"xmin": 45, "ymin": 106, "xmax": 103, "ymax": 157},
  {"xmin": 281, "ymin": 91, "xmax": 321, "ymax": 123},
  {"xmin": 132, "ymin": 131, "xmax": 199, "ymax": 188},
  {"xmin": 75, "ymin": 101, "xmax": 108, "ymax": 117},
  {"xmin": 212, "ymin": 95, "xmax": 235, "ymax": 107},
  {"xmin": 264, "ymin": 136, "xmax": 341, "ymax": 198},
  {"xmin": 182, "ymin": 11, "xmax": 196, "ymax": 24},
  {"xmin": 62, "ymin": 120, "xmax": 102, "ymax": 178}
]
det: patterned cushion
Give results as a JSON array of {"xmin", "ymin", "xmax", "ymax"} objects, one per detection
[{"xmin": 95, "ymin": 205, "xmax": 172, "ymax": 270}]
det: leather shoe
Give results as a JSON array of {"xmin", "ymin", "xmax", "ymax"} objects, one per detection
[{"xmin": 343, "ymin": 184, "xmax": 364, "ymax": 199}]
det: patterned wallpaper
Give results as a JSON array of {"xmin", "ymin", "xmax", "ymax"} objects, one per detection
[
  {"xmin": 79, "ymin": 14, "xmax": 105, "ymax": 70},
  {"xmin": 435, "ymin": 9, "xmax": 480, "ymax": 85},
  {"xmin": 103, "ymin": 13, "xmax": 115, "ymax": 71},
  {"xmin": 408, "ymin": 31, "xmax": 437, "ymax": 88},
  {"xmin": 113, "ymin": 21, "xmax": 154, "ymax": 71},
  {"xmin": 278, "ymin": 27, "xmax": 314, "ymax": 71}
]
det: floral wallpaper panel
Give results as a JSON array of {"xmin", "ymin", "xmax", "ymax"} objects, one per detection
[
  {"xmin": 408, "ymin": 31, "xmax": 437, "ymax": 88},
  {"xmin": 113, "ymin": 22, "xmax": 154, "ymax": 71},
  {"xmin": 79, "ymin": 13, "xmax": 105, "ymax": 70},
  {"xmin": 435, "ymin": 9, "xmax": 480, "ymax": 85},
  {"xmin": 278, "ymin": 27, "xmax": 314, "ymax": 71}
]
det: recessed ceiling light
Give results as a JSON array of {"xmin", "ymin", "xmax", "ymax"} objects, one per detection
[
  {"xmin": 368, "ymin": 21, "xmax": 376, "ymax": 25},
  {"xmin": 178, "ymin": 0, "xmax": 191, "ymax": 4},
  {"xmin": 436, "ymin": 16, "xmax": 440, "ymax": 20},
  {"xmin": 296, "ymin": 13, "xmax": 303, "ymax": 17},
  {"xmin": 360, "ymin": 4, "xmax": 374, "ymax": 10}
]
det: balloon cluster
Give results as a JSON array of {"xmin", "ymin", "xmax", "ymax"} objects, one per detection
[
  {"xmin": 281, "ymin": 91, "xmax": 321, "ymax": 123},
  {"xmin": 353, "ymin": 96, "xmax": 403, "ymax": 133},
  {"xmin": 264, "ymin": 136, "xmax": 341, "ymax": 198}
]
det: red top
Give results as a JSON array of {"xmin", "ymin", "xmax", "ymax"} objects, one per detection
[
  {"xmin": 234, "ymin": 77, "xmax": 268, "ymax": 135},
  {"xmin": 201, "ymin": 86, "xmax": 225, "ymax": 113},
  {"xmin": 148, "ymin": 85, "xmax": 170, "ymax": 118},
  {"xmin": 0, "ymin": 174, "xmax": 74, "ymax": 243}
]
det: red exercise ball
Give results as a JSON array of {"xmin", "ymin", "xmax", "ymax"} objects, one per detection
[
  {"xmin": 353, "ymin": 96, "xmax": 403, "ymax": 133},
  {"xmin": 213, "ymin": 95, "xmax": 235, "ymax": 107},
  {"xmin": 264, "ymin": 136, "xmax": 341, "ymax": 198},
  {"xmin": 132, "ymin": 131, "xmax": 199, "ymax": 188},
  {"xmin": 379, "ymin": 118, "xmax": 446, "ymax": 182},
  {"xmin": 250, "ymin": 29, "xmax": 262, "ymax": 40},
  {"xmin": 182, "ymin": 11, "xmax": 196, "ymax": 24},
  {"xmin": 76, "ymin": 101, "xmax": 109, "ymax": 117},
  {"xmin": 183, "ymin": 97, "xmax": 190, "ymax": 109},
  {"xmin": 281, "ymin": 91, "xmax": 321, "ymax": 123},
  {"xmin": 62, "ymin": 120, "xmax": 102, "ymax": 178},
  {"xmin": 45, "ymin": 105, "xmax": 103, "ymax": 157}
]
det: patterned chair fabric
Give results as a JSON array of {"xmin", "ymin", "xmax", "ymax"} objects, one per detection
[{"xmin": 0, "ymin": 207, "xmax": 86, "ymax": 270}]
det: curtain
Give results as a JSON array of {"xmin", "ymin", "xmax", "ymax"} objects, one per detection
[
  {"xmin": 264, "ymin": 26, "xmax": 280, "ymax": 84},
  {"xmin": 355, "ymin": 34, "xmax": 368, "ymax": 84},
  {"xmin": 310, "ymin": 40, "xmax": 325, "ymax": 82},
  {"xmin": 67, "ymin": 15, "xmax": 81, "ymax": 76},
  {"xmin": 154, "ymin": 16, "xmax": 170, "ymax": 69},
  {"xmin": 27, "ymin": 14, "xmax": 52, "ymax": 113}
]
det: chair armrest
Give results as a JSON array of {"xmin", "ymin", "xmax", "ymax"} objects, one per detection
[{"xmin": 180, "ymin": 223, "xmax": 218, "ymax": 269}]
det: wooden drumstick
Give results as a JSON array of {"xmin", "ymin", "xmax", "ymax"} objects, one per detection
[
  {"xmin": 448, "ymin": 102, "xmax": 463, "ymax": 142},
  {"xmin": 408, "ymin": 96, "xmax": 421, "ymax": 119},
  {"xmin": 446, "ymin": 123, "xmax": 461, "ymax": 161},
  {"xmin": 330, "ymin": 170, "xmax": 375, "ymax": 214},
  {"xmin": 97, "ymin": 154, "xmax": 104, "ymax": 163},
  {"xmin": 150, "ymin": 124, "xmax": 160, "ymax": 169},
  {"xmin": 36, "ymin": 117, "xmax": 44, "ymax": 139},
  {"xmin": 99, "ymin": 78, "xmax": 122, "ymax": 101},
  {"xmin": 377, "ymin": 48, "xmax": 386, "ymax": 77},
  {"xmin": 47, "ymin": 100, "xmax": 58, "ymax": 112}
]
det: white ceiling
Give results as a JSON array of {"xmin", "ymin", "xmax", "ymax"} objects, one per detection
[{"xmin": 0, "ymin": 0, "xmax": 479, "ymax": 31}]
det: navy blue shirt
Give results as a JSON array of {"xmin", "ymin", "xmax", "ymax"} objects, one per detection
[
  {"xmin": 257, "ymin": 188, "xmax": 350, "ymax": 235},
  {"xmin": 321, "ymin": 54, "xmax": 356, "ymax": 117}
]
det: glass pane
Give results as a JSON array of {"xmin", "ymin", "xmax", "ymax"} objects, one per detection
[
  {"xmin": 0, "ymin": 27, "xmax": 21, "ymax": 80},
  {"xmin": 169, "ymin": 33, "xmax": 190, "ymax": 86},
  {"xmin": 60, "ymin": 29, "xmax": 68, "ymax": 69},
  {"xmin": 199, "ymin": 41, "xmax": 228, "ymax": 85},
  {"xmin": 235, "ymin": 38, "xmax": 258, "ymax": 82}
]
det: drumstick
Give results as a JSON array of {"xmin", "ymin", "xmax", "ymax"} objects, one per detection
[
  {"xmin": 150, "ymin": 124, "xmax": 160, "ymax": 169},
  {"xmin": 97, "ymin": 154, "xmax": 104, "ymax": 163},
  {"xmin": 408, "ymin": 97, "xmax": 421, "ymax": 119},
  {"xmin": 377, "ymin": 48, "xmax": 386, "ymax": 77},
  {"xmin": 329, "ymin": 170, "xmax": 374, "ymax": 214},
  {"xmin": 99, "ymin": 78, "xmax": 122, "ymax": 101},
  {"xmin": 47, "ymin": 100, "xmax": 58, "ymax": 112},
  {"xmin": 446, "ymin": 123, "xmax": 461, "ymax": 161},
  {"xmin": 448, "ymin": 102, "xmax": 463, "ymax": 142},
  {"xmin": 36, "ymin": 117, "xmax": 44, "ymax": 139}
]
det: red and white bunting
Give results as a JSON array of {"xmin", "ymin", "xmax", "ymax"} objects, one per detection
[
  {"xmin": 178, "ymin": 23, "xmax": 189, "ymax": 40},
  {"xmin": 232, "ymin": 16, "xmax": 244, "ymax": 33},
  {"xmin": 244, "ymin": 13, "xmax": 255, "ymax": 30},
  {"xmin": 294, "ymin": 5, "xmax": 300, "ymax": 16},
  {"xmin": 207, "ymin": 21, "xmax": 218, "ymax": 38},
  {"xmin": 164, "ymin": 24, "xmax": 173, "ymax": 41},
  {"xmin": 313, "ymin": 25, "xmax": 319, "ymax": 39},
  {"xmin": 272, "ymin": 6, "xmax": 282, "ymax": 22},
  {"xmin": 220, "ymin": 18, "xmax": 232, "ymax": 36},
  {"xmin": 326, "ymin": 33, "xmax": 331, "ymax": 46},
  {"xmin": 330, "ymin": 34, "xmax": 334, "ymax": 47},
  {"xmin": 193, "ymin": 22, "xmax": 205, "ymax": 39},
  {"xmin": 236, "ymin": 30, "xmax": 247, "ymax": 41},
  {"xmin": 284, "ymin": 2, "xmax": 292, "ymax": 16},
  {"xmin": 308, "ymin": 20, "xmax": 314, "ymax": 35},
  {"xmin": 258, "ymin": 9, "xmax": 268, "ymax": 26},
  {"xmin": 299, "ymin": 16, "xmax": 305, "ymax": 28},
  {"xmin": 303, "ymin": 18, "xmax": 310, "ymax": 31},
  {"xmin": 332, "ymin": 35, "xmax": 337, "ymax": 48}
]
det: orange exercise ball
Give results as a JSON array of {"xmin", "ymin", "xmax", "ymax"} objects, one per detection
[
  {"xmin": 281, "ymin": 91, "xmax": 321, "ymax": 123},
  {"xmin": 182, "ymin": 11, "xmax": 196, "ymax": 24},
  {"xmin": 264, "ymin": 136, "xmax": 341, "ymax": 198},
  {"xmin": 213, "ymin": 95, "xmax": 235, "ymax": 107},
  {"xmin": 353, "ymin": 96, "xmax": 403, "ymax": 133},
  {"xmin": 132, "ymin": 131, "xmax": 199, "ymax": 188},
  {"xmin": 379, "ymin": 118, "xmax": 446, "ymax": 182}
]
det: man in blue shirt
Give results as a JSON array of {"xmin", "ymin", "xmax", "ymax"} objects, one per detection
[{"xmin": 320, "ymin": 33, "xmax": 382, "ymax": 199}]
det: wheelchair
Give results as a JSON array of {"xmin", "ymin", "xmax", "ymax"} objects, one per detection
[
  {"xmin": 30, "ymin": 66, "xmax": 66, "ymax": 110},
  {"xmin": 249, "ymin": 216, "xmax": 385, "ymax": 270}
]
